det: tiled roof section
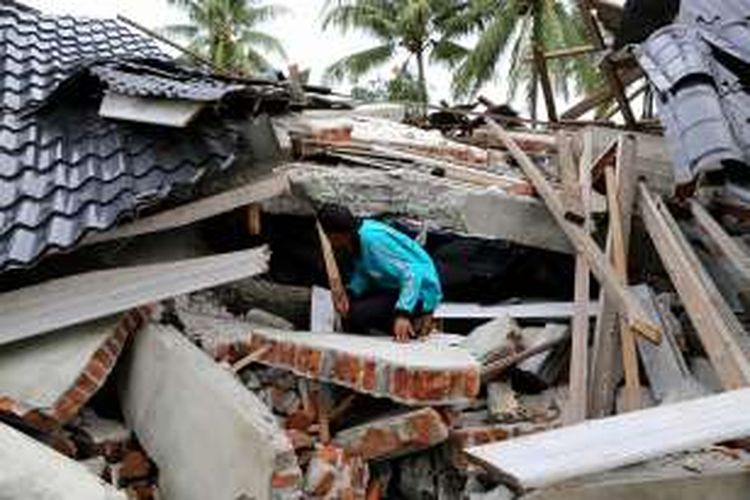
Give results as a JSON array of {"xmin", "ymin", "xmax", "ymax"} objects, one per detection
[
  {"xmin": 0, "ymin": 1, "xmax": 166, "ymax": 113},
  {"xmin": 0, "ymin": 0, "xmax": 266, "ymax": 270},
  {"xmin": 90, "ymin": 60, "xmax": 248, "ymax": 101}
]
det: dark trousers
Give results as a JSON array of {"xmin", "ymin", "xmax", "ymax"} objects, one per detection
[{"xmin": 345, "ymin": 290, "xmax": 422, "ymax": 335}]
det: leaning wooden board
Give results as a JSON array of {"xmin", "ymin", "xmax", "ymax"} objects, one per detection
[{"xmin": 466, "ymin": 388, "xmax": 750, "ymax": 491}]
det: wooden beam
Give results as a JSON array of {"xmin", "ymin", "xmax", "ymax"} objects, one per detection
[
  {"xmin": 524, "ymin": 44, "xmax": 598, "ymax": 63},
  {"xmin": 589, "ymin": 134, "xmax": 639, "ymax": 417},
  {"xmin": 566, "ymin": 131, "xmax": 592, "ymax": 425},
  {"xmin": 690, "ymin": 201, "xmax": 750, "ymax": 282},
  {"xmin": 467, "ymin": 388, "xmax": 750, "ymax": 491},
  {"xmin": 485, "ymin": 120, "xmax": 661, "ymax": 342},
  {"xmin": 606, "ymin": 165, "xmax": 641, "ymax": 411},
  {"xmin": 83, "ymin": 175, "xmax": 288, "ymax": 246},
  {"xmin": 601, "ymin": 58, "xmax": 638, "ymax": 128},
  {"xmin": 534, "ymin": 45, "xmax": 558, "ymax": 123},
  {"xmin": 639, "ymin": 183, "xmax": 750, "ymax": 389},
  {"xmin": 558, "ymin": 132, "xmax": 585, "ymax": 224}
]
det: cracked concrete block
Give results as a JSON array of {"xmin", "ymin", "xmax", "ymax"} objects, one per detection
[
  {"xmin": 333, "ymin": 407, "xmax": 449, "ymax": 461},
  {"xmin": 119, "ymin": 323, "xmax": 302, "ymax": 500},
  {"xmin": 0, "ymin": 307, "xmax": 151, "ymax": 424},
  {"xmin": 237, "ymin": 329, "xmax": 480, "ymax": 405},
  {"xmin": 0, "ymin": 422, "xmax": 125, "ymax": 499}
]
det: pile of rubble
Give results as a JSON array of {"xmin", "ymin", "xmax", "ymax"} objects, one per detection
[{"xmin": 2, "ymin": 1, "xmax": 750, "ymax": 500}]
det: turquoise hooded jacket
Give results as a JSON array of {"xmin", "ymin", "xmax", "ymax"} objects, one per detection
[{"xmin": 348, "ymin": 220, "xmax": 443, "ymax": 314}]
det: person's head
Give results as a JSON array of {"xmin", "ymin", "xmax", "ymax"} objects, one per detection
[{"xmin": 317, "ymin": 204, "xmax": 358, "ymax": 250}]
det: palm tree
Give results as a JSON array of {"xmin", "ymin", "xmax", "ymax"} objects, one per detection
[
  {"xmin": 451, "ymin": 0, "xmax": 600, "ymax": 119},
  {"xmin": 322, "ymin": 0, "xmax": 471, "ymax": 103},
  {"xmin": 164, "ymin": 0, "xmax": 287, "ymax": 75}
]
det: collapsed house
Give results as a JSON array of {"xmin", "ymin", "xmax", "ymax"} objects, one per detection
[{"xmin": 2, "ymin": 0, "xmax": 750, "ymax": 499}]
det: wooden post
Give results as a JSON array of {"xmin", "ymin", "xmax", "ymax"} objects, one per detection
[
  {"xmin": 534, "ymin": 44, "xmax": 558, "ymax": 123},
  {"xmin": 589, "ymin": 134, "xmax": 640, "ymax": 417},
  {"xmin": 606, "ymin": 166, "xmax": 641, "ymax": 412},
  {"xmin": 566, "ymin": 132, "xmax": 591, "ymax": 424},
  {"xmin": 246, "ymin": 203, "xmax": 262, "ymax": 236}
]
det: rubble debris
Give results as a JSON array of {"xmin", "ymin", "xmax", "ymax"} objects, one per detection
[
  {"xmin": 231, "ymin": 328, "xmax": 480, "ymax": 405},
  {"xmin": 0, "ymin": 308, "xmax": 149, "ymax": 424},
  {"xmin": 333, "ymin": 407, "xmax": 449, "ymax": 461},
  {"xmin": 0, "ymin": 421, "xmax": 125, "ymax": 499},
  {"xmin": 304, "ymin": 444, "xmax": 369, "ymax": 500},
  {"xmin": 0, "ymin": 247, "xmax": 269, "ymax": 346},
  {"xmin": 467, "ymin": 388, "xmax": 750, "ymax": 491},
  {"xmin": 119, "ymin": 322, "xmax": 301, "ymax": 500}
]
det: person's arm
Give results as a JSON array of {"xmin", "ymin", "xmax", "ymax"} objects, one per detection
[{"xmin": 395, "ymin": 265, "xmax": 424, "ymax": 315}]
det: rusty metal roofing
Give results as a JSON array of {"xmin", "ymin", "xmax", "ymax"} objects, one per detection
[{"xmin": 0, "ymin": 0, "xmax": 286, "ymax": 271}]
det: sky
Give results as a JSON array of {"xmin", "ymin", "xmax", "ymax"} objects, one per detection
[{"xmin": 23, "ymin": 0, "xmax": 504, "ymax": 105}]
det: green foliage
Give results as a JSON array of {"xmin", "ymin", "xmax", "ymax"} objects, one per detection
[
  {"xmin": 451, "ymin": 0, "xmax": 603, "ymax": 113},
  {"xmin": 164, "ymin": 0, "xmax": 287, "ymax": 74},
  {"xmin": 322, "ymin": 0, "xmax": 471, "ymax": 103}
]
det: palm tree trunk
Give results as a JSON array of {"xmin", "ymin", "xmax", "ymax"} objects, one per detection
[{"xmin": 416, "ymin": 49, "xmax": 428, "ymax": 109}]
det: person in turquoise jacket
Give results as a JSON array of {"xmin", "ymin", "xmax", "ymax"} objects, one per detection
[{"xmin": 318, "ymin": 204, "xmax": 443, "ymax": 342}]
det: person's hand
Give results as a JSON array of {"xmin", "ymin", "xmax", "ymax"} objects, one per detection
[
  {"xmin": 393, "ymin": 317, "xmax": 414, "ymax": 343},
  {"xmin": 333, "ymin": 291, "xmax": 349, "ymax": 317}
]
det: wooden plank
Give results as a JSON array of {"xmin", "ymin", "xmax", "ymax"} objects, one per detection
[
  {"xmin": 0, "ymin": 247, "xmax": 270, "ymax": 346},
  {"xmin": 589, "ymin": 134, "xmax": 639, "ymax": 417},
  {"xmin": 316, "ymin": 222, "xmax": 347, "ymax": 331},
  {"xmin": 638, "ymin": 183, "xmax": 750, "ymax": 389},
  {"xmin": 523, "ymin": 44, "xmax": 598, "ymax": 63},
  {"xmin": 557, "ymin": 132, "xmax": 585, "ymax": 224},
  {"xmin": 435, "ymin": 301, "xmax": 600, "ymax": 320},
  {"xmin": 467, "ymin": 388, "xmax": 750, "ymax": 491},
  {"xmin": 690, "ymin": 201, "xmax": 750, "ymax": 282},
  {"xmin": 486, "ymin": 120, "xmax": 661, "ymax": 342},
  {"xmin": 83, "ymin": 174, "xmax": 288, "ymax": 246},
  {"xmin": 606, "ymin": 164, "xmax": 641, "ymax": 411},
  {"xmin": 566, "ymin": 131, "xmax": 592, "ymax": 424}
]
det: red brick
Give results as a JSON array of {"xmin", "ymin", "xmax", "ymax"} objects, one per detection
[{"xmin": 119, "ymin": 450, "xmax": 152, "ymax": 483}]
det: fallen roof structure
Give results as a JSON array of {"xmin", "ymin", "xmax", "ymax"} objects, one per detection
[
  {"xmin": 0, "ymin": 0, "xmax": 289, "ymax": 271},
  {"xmin": 0, "ymin": 246, "xmax": 269, "ymax": 345}
]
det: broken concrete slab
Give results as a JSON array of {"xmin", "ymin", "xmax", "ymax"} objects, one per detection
[
  {"xmin": 286, "ymin": 164, "xmax": 572, "ymax": 254},
  {"xmin": 119, "ymin": 322, "xmax": 301, "ymax": 500},
  {"xmin": 215, "ymin": 328, "xmax": 480, "ymax": 405},
  {"xmin": 333, "ymin": 407, "xmax": 449, "ymax": 461},
  {"xmin": 0, "ymin": 247, "xmax": 270, "ymax": 346},
  {"xmin": 463, "ymin": 314, "xmax": 522, "ymax": 363},
  {"xmin": 0, "ymin": 421, "xmax": 125, "ymax": 499},
  {"xmin": 0, "ymin": 308, "xmax": 150, "ymax": 424},
  {"xmin": 436, "ymin": 301, "xmax": 601, "ymax": 320}
]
